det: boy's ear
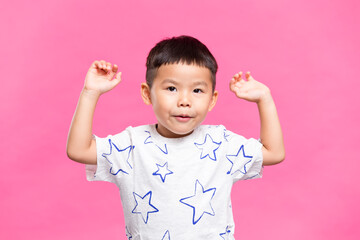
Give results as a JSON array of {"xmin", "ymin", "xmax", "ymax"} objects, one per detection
[
  {"xmin": 141, "ymin": 83, "xmax": 152, "ymax": 105},
  {"xmin": 208, "ymin": 90, "xmax": 218, "ymax": 111}
]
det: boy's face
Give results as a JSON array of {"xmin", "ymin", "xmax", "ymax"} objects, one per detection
[{"xmin": 141, "ymin": 63, "xmax": 218, "ymax": 138}]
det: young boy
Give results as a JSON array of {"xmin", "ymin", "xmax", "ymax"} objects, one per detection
[{"xmin": 67, "ymin": 35, "xmax": 285, "ymax": 239}]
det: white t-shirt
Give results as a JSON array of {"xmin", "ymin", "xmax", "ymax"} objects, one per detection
[{"xmin": 86, "ymin": 125, "xmax": 263, "ymax": 240}]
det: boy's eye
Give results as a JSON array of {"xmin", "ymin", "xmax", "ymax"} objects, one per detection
[
  {"xmin": 167, "ymin": 86, "xmax": 176, "ymax": 92},
  {"xmin": 193, "ymin": 88, "xmax": 203, "ymax": 93}
]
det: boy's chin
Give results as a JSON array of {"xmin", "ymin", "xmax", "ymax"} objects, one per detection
[{"xmin": 156, "ymin": 124, "xmax": 195, "ymax": 138}]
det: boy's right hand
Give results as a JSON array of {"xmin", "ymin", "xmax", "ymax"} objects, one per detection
[{"xmin": 84, "ymin": 60, "xmax": 122, "ymax": 96}]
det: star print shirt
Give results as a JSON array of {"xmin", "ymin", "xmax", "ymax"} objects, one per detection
[{"xmin": 86, "ymin": 125, "xmax": 263, "ymax": 240}]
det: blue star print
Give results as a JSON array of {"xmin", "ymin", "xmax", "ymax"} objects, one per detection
[
  {"xmin": 226, "ymin": 145, "xmax": 253, "ymax": 175},
  {"xmin": 245, "ymin": 173, "xmax": 260, "ymax": 180},
  {"xmin": 194, "ymin": 134, "xmax": 221, "ymax": 161},
  {"xmin": 153, "ymin": 162, "xmax": 173, "ymax": 183},
  {"xmin": 125, "ymin": 226, "xmax": 132, "ymax": 239},
  {"xmin": 144, "ymin": 131, "xmax": 168, "ymax": 154},
  {"xmin": 102, "ymin": 139, "xmax": 135, "ymax": 175},
  {"xmin": 223, "ymin": 129, "xmax": 230, "ymax": 142},
  {"xmin": 219, "ymin": 226, "xmax": 231, "ymax": 239},
  {"xmin": 162, "ymin": 230, "xmax": 170, "ymax": 240},
  {"xmin": 132, "ymin": 191, "xmax": 159, "ymax": 224},
  {"xmin": 179, "ymin": 180, "xmax": 216, "ymax": 225}
]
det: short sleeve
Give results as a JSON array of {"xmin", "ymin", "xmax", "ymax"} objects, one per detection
[
  {"xmin": 225, "ymin": 133, "xmax": 263, "ymax": 182},
  {"xmin": 86, "ymin": 130, "xmax": 134, "ymax": 184}
]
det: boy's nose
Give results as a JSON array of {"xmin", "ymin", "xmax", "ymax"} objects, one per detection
[{"xmin": 178, "ymin": 93, "xmax": 191, "ymax": 107}]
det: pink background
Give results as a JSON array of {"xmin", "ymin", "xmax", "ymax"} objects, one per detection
[{"xmin": 1, "ymin": 0, "xmax": 359, "ymax": 239}]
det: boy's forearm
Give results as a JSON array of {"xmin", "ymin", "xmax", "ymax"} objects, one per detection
[
  {"xmin": 257, "ymin": 94, "xmax": 285, "ymax": 165},
  {"xmin": 66, "ymin": 89, "xmax": 100, "ymax": 164}
]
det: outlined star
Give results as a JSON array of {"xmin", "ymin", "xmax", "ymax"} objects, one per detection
[
  {"xmin": 219, "ymin": 226, "xmax": 231, "ymax": 239},
  {"xmin": 102, "ymin": 139, "xmax": 135, "ymax": 175},
  {"xmin": 132, "ymin": 191, "xmax": 159, "ymax": 224},
  {"xmin": 125, "ymin": 226, "xmax": 132, "ymax": 240},
  {"xmin": 194, "ymin": 134, "xmax": 221, "ymax": 161},
  {"xmin": 161, "ymin": 230, "xmax": 170, "ymax": 240},
  {"xmin": 179, "ymin": 179, "xmax": 216, "ymax": 225},
  {"xmin": 244, "ymin": 173, "xmax": 260, "ymax": 180},
  {"xmin": 153, "ymin": 162, "xmax": 173, "ymax": 183},
  {"xmin": 223, "ymin": 129, "xmax": 230, "ymax": 142},
  {"xmin": 226, "ymin": 145, "xmax": 253, "ymax": 175},
  {"xmin": 144, "ymin": 131, "xmax": 168, "ymax": 154}
]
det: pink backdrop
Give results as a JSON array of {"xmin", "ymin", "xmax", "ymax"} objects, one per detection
[{"xmin": 1, "ymin": 0, "xmax": 359, "ymax": 239}]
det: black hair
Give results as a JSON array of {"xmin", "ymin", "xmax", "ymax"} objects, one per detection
[{"xmin": 145, "ymin": 35, "xmax": 218, "ymax": 91}]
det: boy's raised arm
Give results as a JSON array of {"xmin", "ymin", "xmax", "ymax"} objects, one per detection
[
  {"xmin": 229, "ymin": 72, "xmax": 285, "ymax": 166},
  {"xmin": 66, "ymin": 60, "xmax": 122, "ymax": 164}
]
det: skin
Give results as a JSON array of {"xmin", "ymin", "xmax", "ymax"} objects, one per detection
[
  {"xmin": 230, "ymin": 71, "xmax": 285, "ymax": 165},
  {"xmin": 66, "ymin": 60, "xmax": 285, "ymax": 166},
  {"xmin": 140, "ymin": 63, "xmax": 218, "ymax": 138}
]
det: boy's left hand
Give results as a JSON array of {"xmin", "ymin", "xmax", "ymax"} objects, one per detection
[{"xmin": 230, "ymin": 72, "xmax": 270, "ymax": 103}]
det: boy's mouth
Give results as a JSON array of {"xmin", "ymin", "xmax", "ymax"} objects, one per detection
[{"xmin": 173, "ymin": 115, "xmax": 193, "ymax": 122}]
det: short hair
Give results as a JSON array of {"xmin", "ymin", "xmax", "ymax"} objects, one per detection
[{"xmin": 146, "ymin": 35, "xmax": 218, "ymax": 91}]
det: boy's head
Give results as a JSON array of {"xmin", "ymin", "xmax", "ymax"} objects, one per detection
[
  {"xmin": 141, "ymin": 36, "xmax": 218, "ymax": 138},
  {"xmin": 145, "ymin": 35, "xmax": 218, "ymax": 92}
]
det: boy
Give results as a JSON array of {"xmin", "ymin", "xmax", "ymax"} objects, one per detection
[{"xmin": 67, "ymin": 35, "xmax": 285, "ymax": 239}]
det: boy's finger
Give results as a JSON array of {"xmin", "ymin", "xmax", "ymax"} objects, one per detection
[
  {"xmin": 107, "ymin": 63, "xmax": 118, "ymax": 79},
  {"xmin": 112, "ymin": 64, "xmax": 119, "ymax": 73},
  {"xmin": 106, "ymin": 62, "xmax": 112, "ymax": 70},
  {"xmin": 229, "ymin": 80, "xmax": 236, "ymax": 91},
  {"xmin": 93, "ymin": 60, "xmax": 100, "ymax": 69},
  {"xmin": 233, "ymin": 71, "xmax": 243, "ymax": 80},
  {"xmin": 112, "ymin": 72, "xmax": 122, "ymax": 86},
  {"xmin": 100, "ymin": 60, "xmax": 106, "ymax": 69},
  {"xmin": 245, "ymin": 71, "xmax": 254, "ymax": 81},
  {"xmin": 230, "ymin": 77, "xmax": 239, "ymax": 86},
  {"xmin": 95, "ymin": 61, "xmax": 107, "ymax": 72}
]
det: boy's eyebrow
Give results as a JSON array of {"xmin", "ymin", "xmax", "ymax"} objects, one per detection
[
  {"xmin": 192, "ymin": 80, "xmax": 209, "ymax": 87},
  {"xmin": 162, "ymin": 79, "xmax": 209, "ymax": 87},
  {"xmin": 162, "ymin": 79, "xmax": 178, "ymax": 84}
]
